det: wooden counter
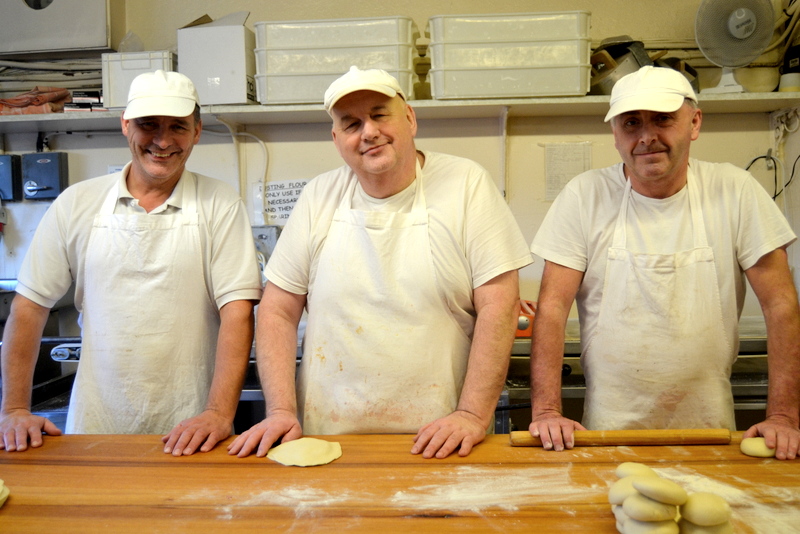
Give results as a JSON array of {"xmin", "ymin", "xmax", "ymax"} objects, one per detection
[{"xmin": 0, "ymin": 432, "xmax": 797, "ymax": 533}]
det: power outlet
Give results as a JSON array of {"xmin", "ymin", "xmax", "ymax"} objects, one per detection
[{"xmin": 770, "ymin": 107, "xmax": 799, "ymax": 139}]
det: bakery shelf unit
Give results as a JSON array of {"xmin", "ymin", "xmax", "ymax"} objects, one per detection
[{"xmin": 1, "ymin": 92, "xmax": 799, "ymax": 134}]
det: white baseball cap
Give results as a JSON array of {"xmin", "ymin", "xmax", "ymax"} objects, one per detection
[
  {"xmin": 604, "ymin": 66, "xmax": 697, "ymax": 122},
  {"xmin": 324, "ymin": 66, "xmax": 406, "ymax": 116},
  {"xmin": 123, "ymin": 70, "xmax": 200, "ymax": 120}
]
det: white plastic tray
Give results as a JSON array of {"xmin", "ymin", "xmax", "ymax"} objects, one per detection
[
  {"xmin": 255, "ymin": 16, "xmax": 419, "ymax": 49},
  {"xmin": 427, "ymin": 11, "xmax": 591, "ymax": 42},
  {"xmin": 429, "ymin": 64, "xmax": 591, "ymax": 99},
  {"xmin": 256, "ymin": 44, "xmax": 417, "ymax": 75},
  {"xmin": 429, "ymin": 38, "xmax": 590, "ymax": 69},
  {"xmin": 256, "ymin": 69, "xmax": 416, "ymax": 105}
]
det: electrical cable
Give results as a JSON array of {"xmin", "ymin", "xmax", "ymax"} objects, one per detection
[
  {"xmin": 0, "ymin": 59, "xmax": 102, "ymax": 71},
  {"xmin": 202, "ymin": 124, "xmax": 269, "ymax": 211},
  {"xmin": 745, "ymin": 151, "xmax": 794, "ymax": 229},
  {"xmin": 776, "ymin": 152, "xmax": 800, "ymax": 200},
  {"xmin": 745, "ymin": 154, "xmax": 780, "ymax": 198}
]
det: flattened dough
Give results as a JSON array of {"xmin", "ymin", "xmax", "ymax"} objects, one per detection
[
  {"xmin": 623, "ymin": 517, "xmax": 679, "ymax": 534},
  {"xmin": 677, "ymin": 518, "xmax": 733, "ymax": 534},
  {"xmin": 623, "ymin": 492, "xmax": 678, "ymax": 522},
  {"xmin": 739, "ymin": 437, "xmax": 776, "ymax": 458},
  {"xmin": 680, "ymin": 492, "xmax": 731, "ymax": 526},
  {"xmin": 632, "ymin": 476, "xmax": 688, "ymax": 506},
  {"xmin": 267, "ymin": 437, "xmax": 342, "ymax": 467},
  {"xmin": 616, "ymin": 462, "xmax": 658, "ymax": 479}
]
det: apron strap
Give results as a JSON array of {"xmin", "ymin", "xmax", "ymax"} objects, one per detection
[{"xmin": 612, "ymin": 167, "xmax": 709, "ymax": 249}]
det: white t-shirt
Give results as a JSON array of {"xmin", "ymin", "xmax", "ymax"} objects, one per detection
[
  {"xmin": 17, "ymin": 164, "xmax": 263, "ymax": 312},
  {"xmin": 266, "ymin": 150, "xmax": 533, "ymax": 338},
  {"xmin": 531, "ymin": 159, "xmax": 796, "ymax": 351}
]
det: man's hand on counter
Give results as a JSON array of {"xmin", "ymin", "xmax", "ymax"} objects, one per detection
[
  {"xmin": 742, "ymin": 416, "xmax": 800, "ymax": 460},
  {"xmin": 227, "ymin": 411, "xmax": 302, "ymax": 458},
  {"xmin": 161, "ymin": 409, "xmax": 233, "ymax": 456},
  {"xmin": 0, "ymin": 409, "xmax": 62, "ymax": 452},
  {"xmin": 529, "ymin": 413, "xmax": 586, "ymax": 452},
  {"xmin": 411, "ymin": 410, "xmax": 487, "ymax": 459}
]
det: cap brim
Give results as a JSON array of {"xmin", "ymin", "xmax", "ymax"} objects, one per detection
[
  {"xmin": 604, "ymin": 93, "xmax": 686, "ymax": 122},
  {"xmin": 326, "ymin": 84, "xmax": 401, "ymax": 115},
  {"xmin": 123, "ymin": 97, "xmax": 197, "ymax": 120}
]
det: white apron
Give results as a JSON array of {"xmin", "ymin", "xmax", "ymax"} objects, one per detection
[
  {"xmin": 297, "ymin": 161, "xmax": 472, "ymax": 434},
  {"xmin": 66, "ymin": 173, "xmax": 219, "ymax": 434},
  {"xmin": 581, "ymin": 172, "xmax": 736, "ymax": 431}
]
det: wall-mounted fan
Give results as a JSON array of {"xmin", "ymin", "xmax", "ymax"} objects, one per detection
[{"xmin": 695, "ymin": 0, "xmax": 775, "ymax": 93}]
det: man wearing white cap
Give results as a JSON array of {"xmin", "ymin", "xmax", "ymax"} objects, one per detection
[
  {"xmin": 229, "ymin": 66, "xmax": 532, "ymax": 459},
  {"xmin": 529, "ymin": 66, "xmax": 800, "ymax": 459},
  {"xmin": 0, "ymin": 70, "xmax": 262, "ymax": 455}
]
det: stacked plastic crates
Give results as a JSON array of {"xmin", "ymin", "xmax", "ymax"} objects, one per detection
[
  {"xmin": 254, "ymin": 16, "xmax": 420, "ymax": 105},
  {"xmin": 427, "ymin": 11, "xmax": 592, "ymax": 99}
]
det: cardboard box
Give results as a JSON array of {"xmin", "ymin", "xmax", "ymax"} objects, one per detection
[
  {"xmin": 0, "ymin": 0, "xmax": 125, "ymax": 59},
  {"xmin": 178, "ymin": 12, "xmax": 256, "ymax": 106},
  {"xmin": 102, "ymin": 51, "xmax": 176, "ymax": 109}
]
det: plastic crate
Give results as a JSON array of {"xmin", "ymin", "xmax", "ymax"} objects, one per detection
[
  {"xmin": 427, "ymin": 11, "xmax": 590, "ymax": 42},
  {"xmin": 429, "ymin": 64, "xmax": 591, "ymax": 99},
  {"xmin": 101, "ymin": 51, "xmax": 175, "ymax": 108},
  {"xmin": 429, "ymin": 38, "xmax": 590, "ymax": 69},
  {"xmin": 256, "ymin": 43, "xmax": 417, "ymax": 75},
  {"xmin": 256, "ymin": 69, "xmax": 416, "ymax": 105},
  {"xmin": 255, "ymin": 16, "xmax": 419, "ymax": 49}
]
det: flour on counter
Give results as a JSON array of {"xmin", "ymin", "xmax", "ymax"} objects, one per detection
[
  {"xmin": 240, "ymin": 486, "xmax": 355, "ymax": 515},
  {"xmin": 179, "ymin": 485, "xmax": 361, "ymax": 519},
  {"xmin": 390, "ymin": 465, "xmax": 599, "ymax": 513}
]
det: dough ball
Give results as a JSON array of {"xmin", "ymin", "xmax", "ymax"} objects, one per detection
[
  {"xmin": 679, "ymin": 493, "xmax": 731, "ymax": 527},
  {"xmin": 632, "ymin": 476, "xmax": 688, "ymax": 506},
  {"xmin": 0, "ymin": 485, "xmax": 9, "ymax": 508},
  {"xmin": 623, "ymin": 517, "xmax": 679, "ymax": 534},
  {"xmin": 739, "ymin": 437, "xmax": 776, "ymax": 458},
  {"xmin": 616, "ymin": 462, "xmax": 658, "ymax": 478},
  {"xmin": 677, "ymin": 518, "xmax": 733, "ymax": 534},
  {"xmin": 266, "ymin": 437, "xmax": 342, "ymax": 467},
  {"xmin": 623, "ymin": 492, "xmax": 678, "ymax": 522},
  {"xmin": 609, "ymin": 475, "xmax": 643, "ymax": 505}
]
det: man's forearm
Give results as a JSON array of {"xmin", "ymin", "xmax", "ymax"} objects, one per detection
[
  {"xmin": 764, "ymin": 307, "xmax": 800, "ymax": 427},
  {"xmin": 256, "ymin": 314, "xmax": 301, "ymax": 418},
  {"xmin": 457, "ymin": 306, "xmax": 516, "ymax": 427},
  {"xmin": 530, "ymin": 309, "xmax": 568, "ymax": 419},
  {"xmin": 457, "ymin": 271, "xmax": 520, "ymax": 427},
  {"xmin": 204, "ymin": 300, "xmax": 254, "ymax": 421},
  {"xmin": 1, "ymin": 295, "xmax": 51, "ymax": 414}
]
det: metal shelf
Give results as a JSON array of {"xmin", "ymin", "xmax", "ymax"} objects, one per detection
[{"xmin": 2, "ymin": 92, "xmax": 800, "ymax": 133}]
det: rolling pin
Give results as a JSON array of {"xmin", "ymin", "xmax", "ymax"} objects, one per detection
[{"xmin": 509, "ymin": 428, "xmax": 731, "ymax": 447}]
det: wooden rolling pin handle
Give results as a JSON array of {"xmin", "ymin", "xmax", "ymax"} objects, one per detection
[{"xmin": 509, "ymin": 428, "xmax": 732, "ymax": 447}]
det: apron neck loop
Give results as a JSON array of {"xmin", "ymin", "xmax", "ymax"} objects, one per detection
[{"xmin": 612, "ymin": 166, "xmax": 708, "ymax": 249}]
